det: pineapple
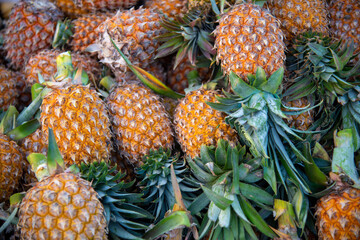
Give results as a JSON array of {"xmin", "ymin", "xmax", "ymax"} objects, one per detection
[
  {"xmin": 3, "ymin": 0, "xmax": 63, "ymax": 70},
  {"xmin": 187, "ymin": 0, "xmax": 236, "ymax": 13},
  {"xmin": 50, "ymin": 0, "xmax": 138, "ymax": 17},
  {"xmin": 93, "ymin": 7, "xmax": 166, "ymax": 77},
  {"xmin": 0, "ymin": 66, "xmax": 22, "ymax": 110},
  {"xmin": 174, "ymin": 88, "xmax": 237, "ymax": 158},
  {"xmin": 0, "ymin": 135, "xmax": 23, "ymax": 202},
  {"xmin": 38, "ymin": 52, "xmax": 112, "ymax": 166},
  {"xmin": 53, "ymin": 13, "xmax": 113, "ymax": 55},
  {"xmin": 0, "ymin": 106, "xmax": 39, "ymax": 202},
  {"xmin": 25, "ymin": 49, "xmax": 102, "ymax": 87},
  {"xmin": 214, "ymin": 3, "xmax": 286, "ymax": 81},
  {"xmin": 329, "ymin": 0, "xmax": 360, "ymax": 61},
  {"xmin": 265, "ymin": 0, "xmax": 330, "ymax": 43},
  {"xmin": 17, "ymin": 129, "xmax": 152, "ymax": 239},
  {"xmin": 145, "ymin": 0, "xmax": 188, "ymax": 19},
  {"xmin": 315, "ymin": 129, "xmax": 360, "ymax": 240},
  {"xmin": 104, "ymin": 80, "xmax": 174, "ymax": 166},
  {"xmin": 17, "ymin": 130, "xmax": 108, "ymax": 239},
  {"xmin": 40, "ymin": 84, "xmax": 112, "ymax": 165}
]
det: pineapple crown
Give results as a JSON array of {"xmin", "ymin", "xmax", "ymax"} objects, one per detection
[
  {"xmin": 0, "ymin": 106, "xmax": 39, "ymax": 140},
  {"xmin": 284, "ymin": 31, "xmax": 360, "ymax": 104},
  {"xmin": 208, "ymin": 67, "xmax": 315, "ymax": 194},
  {"xmin": 155, "ymin": 9, "xmax": 216, "ymax": 68},
  {"xmin": 187, "ymin": 139, "xmax": 276, "ymax": 239},
  {"xmin": 52, "ymin": 19, "xmax": 73, "ymax": 49},
  {"xmin": 137, "ymin": 149, "xmax": 200, "ymax": 221}
]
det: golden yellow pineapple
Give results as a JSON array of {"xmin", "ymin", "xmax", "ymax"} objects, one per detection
[
  {"xmin": 329, "ymin": 0, "xmax": 360, "ymax": 61},
  {"xmin": 94, "ymin": 7, "xmax": 166, "ymax": 77},
  {"xmin": 265, "ymin": 0, "xmax": 329, "ymax": 43},
  {"xmin": 3, "ymin": 0, "xmax": 63, "ymax": 70},
  {"xmin": 284, "ymin": 97, "xmax": 314, "ymax": 131},
  {"xmin": 105, "ymin": 83, "xmax": 174, "ymax": 166},
  {"xmin": 0, "ymin": 134, "xmax": 24, "ymax": 202},
  {"xmin": 40, "ymin": 85, "xmax": 112, "ymax": 166},
  {"xmin": 70, "ymin": 13, "xmax": 112, "ymax": 54},
  {"xmin": 316, "ymin": 186, "xmax": 360, "ymax": 240},
  {"xmin": 145, "ymin": 0, "xmax": 188, "ymax": 19},
  {"xmin": 18, "ymin": 172, "xmax": 108, "ymax": 239},
  {"xmin": 0, "ymin": 66, "xmax": 21, "ymax": 110},
  {"xmin": 25, "ymin": 49, "xmax": 102, "ymax": 87},
  {"xmin": 50, "ymin": 0, "xmax": 138, "ymax": 17},
  {"xmin": 214, "ymin": 3, "xmax": 286, "ymax": 81},
  {"xmin": 174, "ymin": 88, "xmax": 237, "ymax": 158}
]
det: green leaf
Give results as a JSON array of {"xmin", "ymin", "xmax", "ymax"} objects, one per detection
[
  {"xmin": 333, "ymin": 129, "xmax": 360, "ymax": 187},
  {"xmin": 239, "ymin": 196, "xmax": 276, "ymax": 238},
  {"xmin": 143, "ymin": 211, "xmax": 190, "ymax": 239},
  {"xmin": 202, "ymin": 185, "xmax": 233, "ymax": 210},
  {"xmin": 253, "ymin": 67, "xmax": 267, "ymax": 88},
  {"xmin": 0, "ymin": 207, "xmax": 18, "ymax": 234},
  {"xmin": 303, "ymin": 142, "xmax": 328, "ymax": 186},
  {"xmin": 0, "ymin": 106, "xmax": 18, "ymax": 134},
  {"xmin": 259, "ymin": 67, "xmax": 284, "ymax": 94},
  {"xmin": 47, "ymin": 128, "xmax": 64, "ymax": 174},
  {"xmin": 238, "ymin": 182, "xmax": 273, "ymax": 206},
  {"xmin": 7, "ymin": 119, "xmax": 40, "ymax": 141},
  {"xmin": 230, "ymin": 72, "xmax": 257, "ymax": 98}
]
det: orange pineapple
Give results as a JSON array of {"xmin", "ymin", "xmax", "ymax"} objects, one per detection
[
  {"xmin": 105, "ymin": 82, "xmax": 174, "ymax": 166},
  {"xmin": 174, "ymin": 88, "xmax": 237, "ymax": 158},
  {"xmin": 94, "ymin": 8, "xmax": 166, "ymax": 77},
  {"xmin": 265, "ymin": 0, "xmax": 329, "ymax": 43},
  {"xmin": 3, "ymin": 0, "xmax": 63, "ymax": 70},
  {"xmin": 145, "ymin": 0, "xmax": 187, "ymax": 19},
  {"xmin": 329, "ymin": 0, "xmax": 360, "ymax": 61},
  {"xmin": 214, "ymin": 3, "xmax": 286, "ymax": 81},
  {"xmin": 51, "ymin": 0, "xmax": 138, "ymax": 17}
]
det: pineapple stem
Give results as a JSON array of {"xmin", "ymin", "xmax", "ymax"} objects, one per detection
[
  {"xmin": 100, "ymin": 76, "xmax": 116, "ymax": 91},
  {"xmin": 54, "ymin": 51, "xmax": 74, "ymax": 82}
]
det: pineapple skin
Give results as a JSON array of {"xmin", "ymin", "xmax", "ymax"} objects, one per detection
[
  {"xmin": 18, "ymin": 172, "xmax": 108, "ymax": 239},
  {"xmin": 174, "ymin": 88, "xmax": 238, "ymax": 158},
  {"xmin": 96, "ymin": 8, "xmax": 166, "ymax": 77},
  {"xmin": 214, "ymin": 3, "xmax": 286, "ymax": 81},
  {"xmin": 316, "ymin": 187, "xmax": 360, "ymax": 240},
  {"xmin": 0, "ymin": 134, "xmax": 24, "ymax": 202},
  {"xmin": 0, "ymin": 66, "xmax": 21, "ymax": 110},
  {"xmin": 106, "ymin": 83, "xmax": 174, "ymax": 166},
  {"xmin": 25, "ymin": 49, "xmax": 102, "ymax": 87},
  {"xmin": 70, "ymin": 13, "xmax": 113, "ymax": 54},
  {"xmin": 145, "ymin": 0, "xmax": 188, "ymax": 19},
  {"xmin": 284, "ymin": 97, "xmax": 314, "ymax": 131},
  {"xmin": 40, "ymin": 85, "xmax": 112, "ymax": 166},
  {"xmin": 329, "ymin": 0, "xmax": 360, "ymax": 61},
  {"xmin": 51, "ymin": 0, "xmax": 138, "ymax": 17},
  {"xmin": 265, "ymin": 0, "xmax": 329, "ymax": 43},
  {"xmin": 4, "ymin": 0, "xmax": 63, "ymax": 70}
]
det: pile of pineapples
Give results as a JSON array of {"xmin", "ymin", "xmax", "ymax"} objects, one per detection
[{"xmin": 0, "ymin": 0, "xmax": 359, "ymax": 239}]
